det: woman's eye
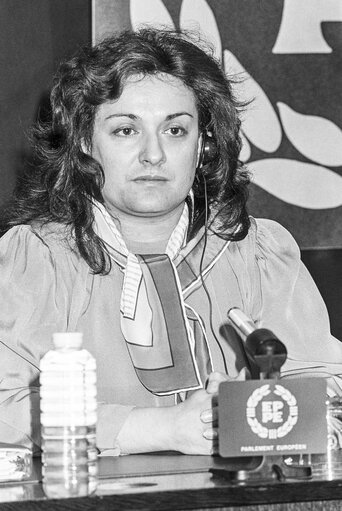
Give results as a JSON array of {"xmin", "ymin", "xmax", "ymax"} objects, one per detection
[
  {"xmin": 166, "ymin": 127, "xmax": 187, "ymax": 136},
  {"xmin": 113, "ymin": 127, "xmax": 136, "ymax": 137}
]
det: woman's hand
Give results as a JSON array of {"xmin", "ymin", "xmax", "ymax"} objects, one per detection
[
  {"xmin": 168, "ymin": 370, "xmax": 247, "ymax": 454},
  {"xmin": 170, "ymin": 387, "xmax": 217, "ymax": 455},
  {"xmin": 116, "ymin": 369, "xmax": 247, "ymax": 455},
  {"xmin": 205, "ymin": 371, "xmax": 231, "ymax": 394},
  {"xmin": 199, "ymin": 370, "xmax": 248, "ymax": 454},
  {"xmin": 116, "ymin": 390, "xmax": 215, "ymax": 455}
]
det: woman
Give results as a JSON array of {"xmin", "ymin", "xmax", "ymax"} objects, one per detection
[{"xmin": 1, "ymin": 28, "xmax": 341, "ymax": 456}]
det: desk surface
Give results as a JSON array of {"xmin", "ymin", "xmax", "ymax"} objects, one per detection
[{"xmin": 2, "ymin": 454, "xmax": 342, "ymax": 510}]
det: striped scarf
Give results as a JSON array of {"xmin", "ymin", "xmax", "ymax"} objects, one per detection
[{"xmin": 93, "ymin": 200, "xmax": 217, "ymax": 396}]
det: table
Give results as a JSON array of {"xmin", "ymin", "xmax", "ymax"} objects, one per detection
[{"xmin": 2, "ymin": 453, "xmax": 342, "ymax": 510}]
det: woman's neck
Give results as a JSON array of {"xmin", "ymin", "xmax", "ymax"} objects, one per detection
[{"xmin": 106, "ymin": 203, "xmax": 185, "ymax": 252}]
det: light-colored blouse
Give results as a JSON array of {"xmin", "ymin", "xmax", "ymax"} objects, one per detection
[{"xmin": 1, "ymin": 217, "xmax": 342, "ymax": 453}]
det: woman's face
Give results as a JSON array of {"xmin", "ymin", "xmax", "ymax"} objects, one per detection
[{"xmin": 89, "ymin": 73, "xmax": 200, "ymax": 220}]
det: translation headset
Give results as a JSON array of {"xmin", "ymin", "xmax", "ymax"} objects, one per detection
[
  {"xmin": 196, "ymin": 131, "xmax": 228, "ymax": 373},
  {"xmin": 197, "ymin": 132, "xmax": 218, "ymax": 171}
]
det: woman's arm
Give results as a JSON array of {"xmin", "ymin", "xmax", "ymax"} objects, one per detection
[
  {"xmin": 0, "ymin": 225, "xmax": 77, "ymax": 451},
  {"xmin": 114, "ymin": 371, "xmax": 233, "ymax": 455},
  {"xmin": 116, "ymin": 388, "xmax": 216, "ymax": 455}
]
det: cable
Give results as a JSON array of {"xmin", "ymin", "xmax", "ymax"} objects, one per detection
[{"xmin": 199, "ymin": 175, "xmax": 229, "ymax": 375}]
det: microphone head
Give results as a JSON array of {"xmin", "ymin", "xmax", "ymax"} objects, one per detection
[{"xmin": 246, "ymin": 329, "xmax": 287, "ymax": 377}]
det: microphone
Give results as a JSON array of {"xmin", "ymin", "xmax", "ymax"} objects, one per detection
[{"xmin": 227, "ymin": 308, "xmax": 287, "ymax": 379}]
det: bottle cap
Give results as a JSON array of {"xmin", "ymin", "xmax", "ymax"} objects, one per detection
[{"xmin": 52, "ymin": 332, "xmax": 83, "ymax": 350}]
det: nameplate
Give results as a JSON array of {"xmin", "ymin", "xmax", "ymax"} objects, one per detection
[{"xmin": 218, "ymin": 378, "xmax": 327, "ymax": 457}]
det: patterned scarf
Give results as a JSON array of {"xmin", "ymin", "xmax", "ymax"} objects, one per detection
[{"xmin": 93, "ymin": 200, "xmax": 229, "ymax": 396}]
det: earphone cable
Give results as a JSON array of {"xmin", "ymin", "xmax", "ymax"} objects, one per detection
[{"xmin": 199, "ymin": 176, "xmax": 229, "ymax": 375}]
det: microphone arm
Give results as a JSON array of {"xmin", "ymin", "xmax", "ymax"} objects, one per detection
[{"xmin": 227, "ymin": 308, "xmax": 287, "ymax": 380}]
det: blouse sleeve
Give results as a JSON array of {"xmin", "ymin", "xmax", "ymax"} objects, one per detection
[
  {"xmin": 253, "ymin": 218, "xmax": 342, "ymax": 395},
  {"xmin": 0, "ymin": 226, "xmax": 72, "ymax": 452}
]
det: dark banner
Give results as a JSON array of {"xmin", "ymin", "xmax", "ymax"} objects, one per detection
[{"xmin": 93, "ymin": 0, "xmax": 342, "ymax": 248}]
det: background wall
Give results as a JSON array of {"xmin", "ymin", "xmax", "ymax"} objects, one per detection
[
  {"xmin": 0, "ymin": 0, "xmax": 91, "ymax": 211},
  {"xmin": 94, "ymin": 0, "xmax": 342, "ymax": 250}
]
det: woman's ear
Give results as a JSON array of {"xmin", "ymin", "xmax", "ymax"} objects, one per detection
[
  {"xmin": 196, "ymin": 133, "xmax": 203, "ymax": 169},
  {"xmin": 81, "ymin": 139, "xmax": 90, "ymax": 155}
]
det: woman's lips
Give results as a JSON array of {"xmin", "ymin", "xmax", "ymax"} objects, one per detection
[{"xmin": 133, "ymin": 175, "xmax": 168, "ymax": 181}]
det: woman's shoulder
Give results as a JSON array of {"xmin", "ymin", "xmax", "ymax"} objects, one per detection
[
  {"xmin": 191, "ymin": 216, "xmax": 300, "ymax": 267},
  {"xmin": 249, "ymin": 217, "xmax": 299, "ymax": 250},
  {"xmin": 211, "ymin": 216, "xmax": 301, "ymax": 271},
  {"xmin": 248, "ymin": 216, "xmax": 300, "ymax": 260},
  {"xmin": 0, "ymin": 222, "xmax": 83, "ymax": 269},
  {"xmin": 2, "ymin": 221, "xmax": 74, "ymax": 249},
  {"xmin": 221, "ymin": 217, "xmax": 302, "ymax": 286}
]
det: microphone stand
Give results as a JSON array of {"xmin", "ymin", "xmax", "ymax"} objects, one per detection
[{"xmin": 211, "ymin": 308, "xmax": 312, "ymax": 483}]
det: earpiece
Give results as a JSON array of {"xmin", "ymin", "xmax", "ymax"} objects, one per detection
[{"xmin": 197, "ymin": 133, "xmax": 218, "ymax": 170}]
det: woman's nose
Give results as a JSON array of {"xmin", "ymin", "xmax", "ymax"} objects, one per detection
[{"xmin": 139, "ymin": 133, "xmax": 166, "ymax": 166}]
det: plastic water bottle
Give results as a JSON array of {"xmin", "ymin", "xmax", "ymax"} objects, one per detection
[{"xmin": 40, "ymin": 332, "xmax": 98, "ymax": 498}]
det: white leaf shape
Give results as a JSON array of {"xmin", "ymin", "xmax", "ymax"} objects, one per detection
[
  {"xmin": 240, "ymin": 132, "xmax": 251, "ymax": 162},
  {"xmin": 180, "ymin": 0, "xmax": 222, "ymax": 62},
  {"xmin": 251, "ymin": 158, "xmax": 342, "ymax": 209},
  {"xmin": 278, "ymin": 102, "xmax": 342, "ymax": 167},
  {"xmin": 273, "ymin": 0, "xmax": 342, "ymax": 54},
  {"xmin": 130, "ymin": 0, "xmax": 175, "ymax": 30},
  {"xmin": 224, "ymin": 50, "xmax": 282, "ymax": 154}
]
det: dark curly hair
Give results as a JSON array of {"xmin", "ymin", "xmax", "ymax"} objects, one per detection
[{"xmin": 6, "ymin": 27, "xmax": 250, "ymax": 273}]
